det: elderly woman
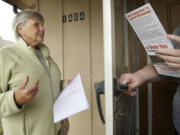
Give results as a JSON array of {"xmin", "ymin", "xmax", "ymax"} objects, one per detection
[
  {"xmin": 0, "ymin": 10, "xmax": 69, "ymax": 135},
  {"xmin": 119, "ymin": 26, "xmax": 180, "ymax": 135}
]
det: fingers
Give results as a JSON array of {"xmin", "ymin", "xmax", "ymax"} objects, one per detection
[
  {"xmin": 23, "ymin": 80, "xmax": 39, "ymax": 103},
  {"xmin": 167, "ymin": 34, "xmax": 180, "ymax": 45},
  {"xmin": 155, "ymin": 34, "xmax": 180, "ymax": 69},
  {"xmin": 19, "ymin": 76, "xmax": 29, "ymax": 89},
  {"xmin": 26, "ymin": 80, "xmax": 39, "ymax": 94},
  {"xmin": 164, "ymin": 61, "xmax": 180, "ymax": 69},
  {"xmin": 118, "ymin": 74, "xmax": 137, "ymax": 95},
  {"xmin": 156, "ymin": 34, "xmax": 180, "ymax": 56},
  {"xmin": 67, "ymin": 80, "xmax": 72, "ymax": 85},
  {"xmin": 118, "ymin": 72, "xmax": 145, "ymax": 96},
  {"xmin": 128, "ymin": 81, "xmax": 139, "ymax": 90},
  {"xmin": 15, "ymin": 78, "xmax": 39, "ymax": 106},
  {"xmin": 123, "ymin": 91, "xmax": 136, "ymax": 96},
  {"xmin": 157, "ymin": 54, "xmax": 180, "ymax": 63},
  {"xmin": 119, "ymin": 74, "xmax": 137, "ymax": 89},
  {"xmin": 156, "ymin": 48, "xmax": 180, "ymax": 57},
  {"xmin": 156, "ymin": 49, "xmax": 180, "ymax": 69},
  {"xmin": 119, "ymin": 74, "xmax": 131, "ymax": 85}
]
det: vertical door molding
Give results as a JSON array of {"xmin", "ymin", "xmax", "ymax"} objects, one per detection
[{"xmin": 167, "ymin": 0, "xmax": 180, "ymax": 32}]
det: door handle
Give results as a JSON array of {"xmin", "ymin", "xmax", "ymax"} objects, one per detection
[{"xmin": 94, "ymin": 78, "xmax": 128, "ymax": 124}]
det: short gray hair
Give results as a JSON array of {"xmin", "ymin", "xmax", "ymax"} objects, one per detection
[{"xmin": 12, "ymin": 10, "xmax": 44, "ymax": 40}]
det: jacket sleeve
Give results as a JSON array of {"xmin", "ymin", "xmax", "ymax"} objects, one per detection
[{"xmin": 0, "ymin": 49, "xmax": 23, "ymax": 118}]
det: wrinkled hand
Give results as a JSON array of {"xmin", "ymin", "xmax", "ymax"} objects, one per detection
[
  {"xmin": 58, "ymin": 118, "xmax": 69, "ymax": 135},
  {"xmin": 118, "ymin": 72, "xmax": 145, "ymax": 96},
  {"xmin": 156, "ymin": 34, "xmax": 180, "ymax": 69},
  {"xmin": 67, "ymin": 80, "xmax": 72, "ymax": 85},
  {"xmin": 14, "ymin": 76, "xmax": 39, "ymax": 107}
]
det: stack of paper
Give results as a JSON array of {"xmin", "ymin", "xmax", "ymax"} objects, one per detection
[{"xmin": 53, "ymin": 73, "xmax": 89, "ymax": 123}]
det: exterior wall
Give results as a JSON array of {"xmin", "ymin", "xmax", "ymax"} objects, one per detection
[
  {"xmin": 38, "ymin": 0, "xmax": 105, "ymax": 135},
  {"xmin": 62, "ymin": 0, "xmax": 92, "ymax": 135},
  {"xmin": 39, "ymin": 0, "xmax": 64, "ymax": 75}
]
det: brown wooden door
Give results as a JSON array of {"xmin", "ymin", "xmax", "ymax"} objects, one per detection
[
  {"xmin": 148, "ymin": 0, "xmax": 180, "ymax": 135},
  {"xmin": 115, "ymin": 0, "xmax": 180, "ymax": 135}
]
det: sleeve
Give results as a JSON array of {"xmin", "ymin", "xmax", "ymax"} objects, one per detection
[{"xmin": 0, "ymin": 50, "xmax": 23, "ymax": 118}]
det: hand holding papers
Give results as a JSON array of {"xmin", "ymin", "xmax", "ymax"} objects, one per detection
[
  {"xmin": 53, "ymin": 73, "xmax": 89, "ymax": 123},
  {"xmin": 125, "ymin": 3, "xmax": 180, "ymax": 77}
]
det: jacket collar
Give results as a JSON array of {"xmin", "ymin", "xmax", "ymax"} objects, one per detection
[{"xmin": 16, "ymin": 38, "xmax": 50, "ymax": 58}]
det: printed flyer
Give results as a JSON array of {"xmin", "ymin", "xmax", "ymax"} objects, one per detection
[{"xmin": 125, "ymin": 3, "xmax": 180, "ymax": 77}]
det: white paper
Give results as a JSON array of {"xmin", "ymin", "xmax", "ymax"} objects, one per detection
[
  {"xmin": 125, "ymin": 3, "xmax": 180, "ymax": 78},
  {"xmin": 53, "ymin": 73, "xmax": 89, "ymax": 123}
]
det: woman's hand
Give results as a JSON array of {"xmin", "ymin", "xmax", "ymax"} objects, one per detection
[
  {"xmin": 58, "ymin": 118, "xmax": 69, "ymax": 135},
  {"xmin": 156, "ymin": 34, "xmax": 180, "ymax": 69},
  {"xmin": 14, "ymin": 76, "xmax": 39, "ymax": 107},
  {"xmin": 67, "ymin": 80, "xmax": 72, "ymax": 85}
]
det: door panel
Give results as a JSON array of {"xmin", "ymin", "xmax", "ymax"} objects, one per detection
[
  {"xmin": 116, "ymin": 0, "xmax": 180, "ymax": 134},
  {"xmin": 62, "ymin": 0, "xmax": 92, "ymax": 135},
  {"xmin": 167, "ymin": 0, "xmax": 180, "ymax": 33},
  {"xmin": 149, "ymin": 0, "xmax": 180, "ymax": 135}
]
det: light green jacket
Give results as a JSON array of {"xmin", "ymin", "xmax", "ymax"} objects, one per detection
[{"xmin": 0, "ymin": 38, "xmax": 62, "ymax": 135}]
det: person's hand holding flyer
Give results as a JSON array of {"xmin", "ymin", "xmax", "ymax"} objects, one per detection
[{"xmin": 125, "ymin": 3, "xmax": 180, "ymax": 77}]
